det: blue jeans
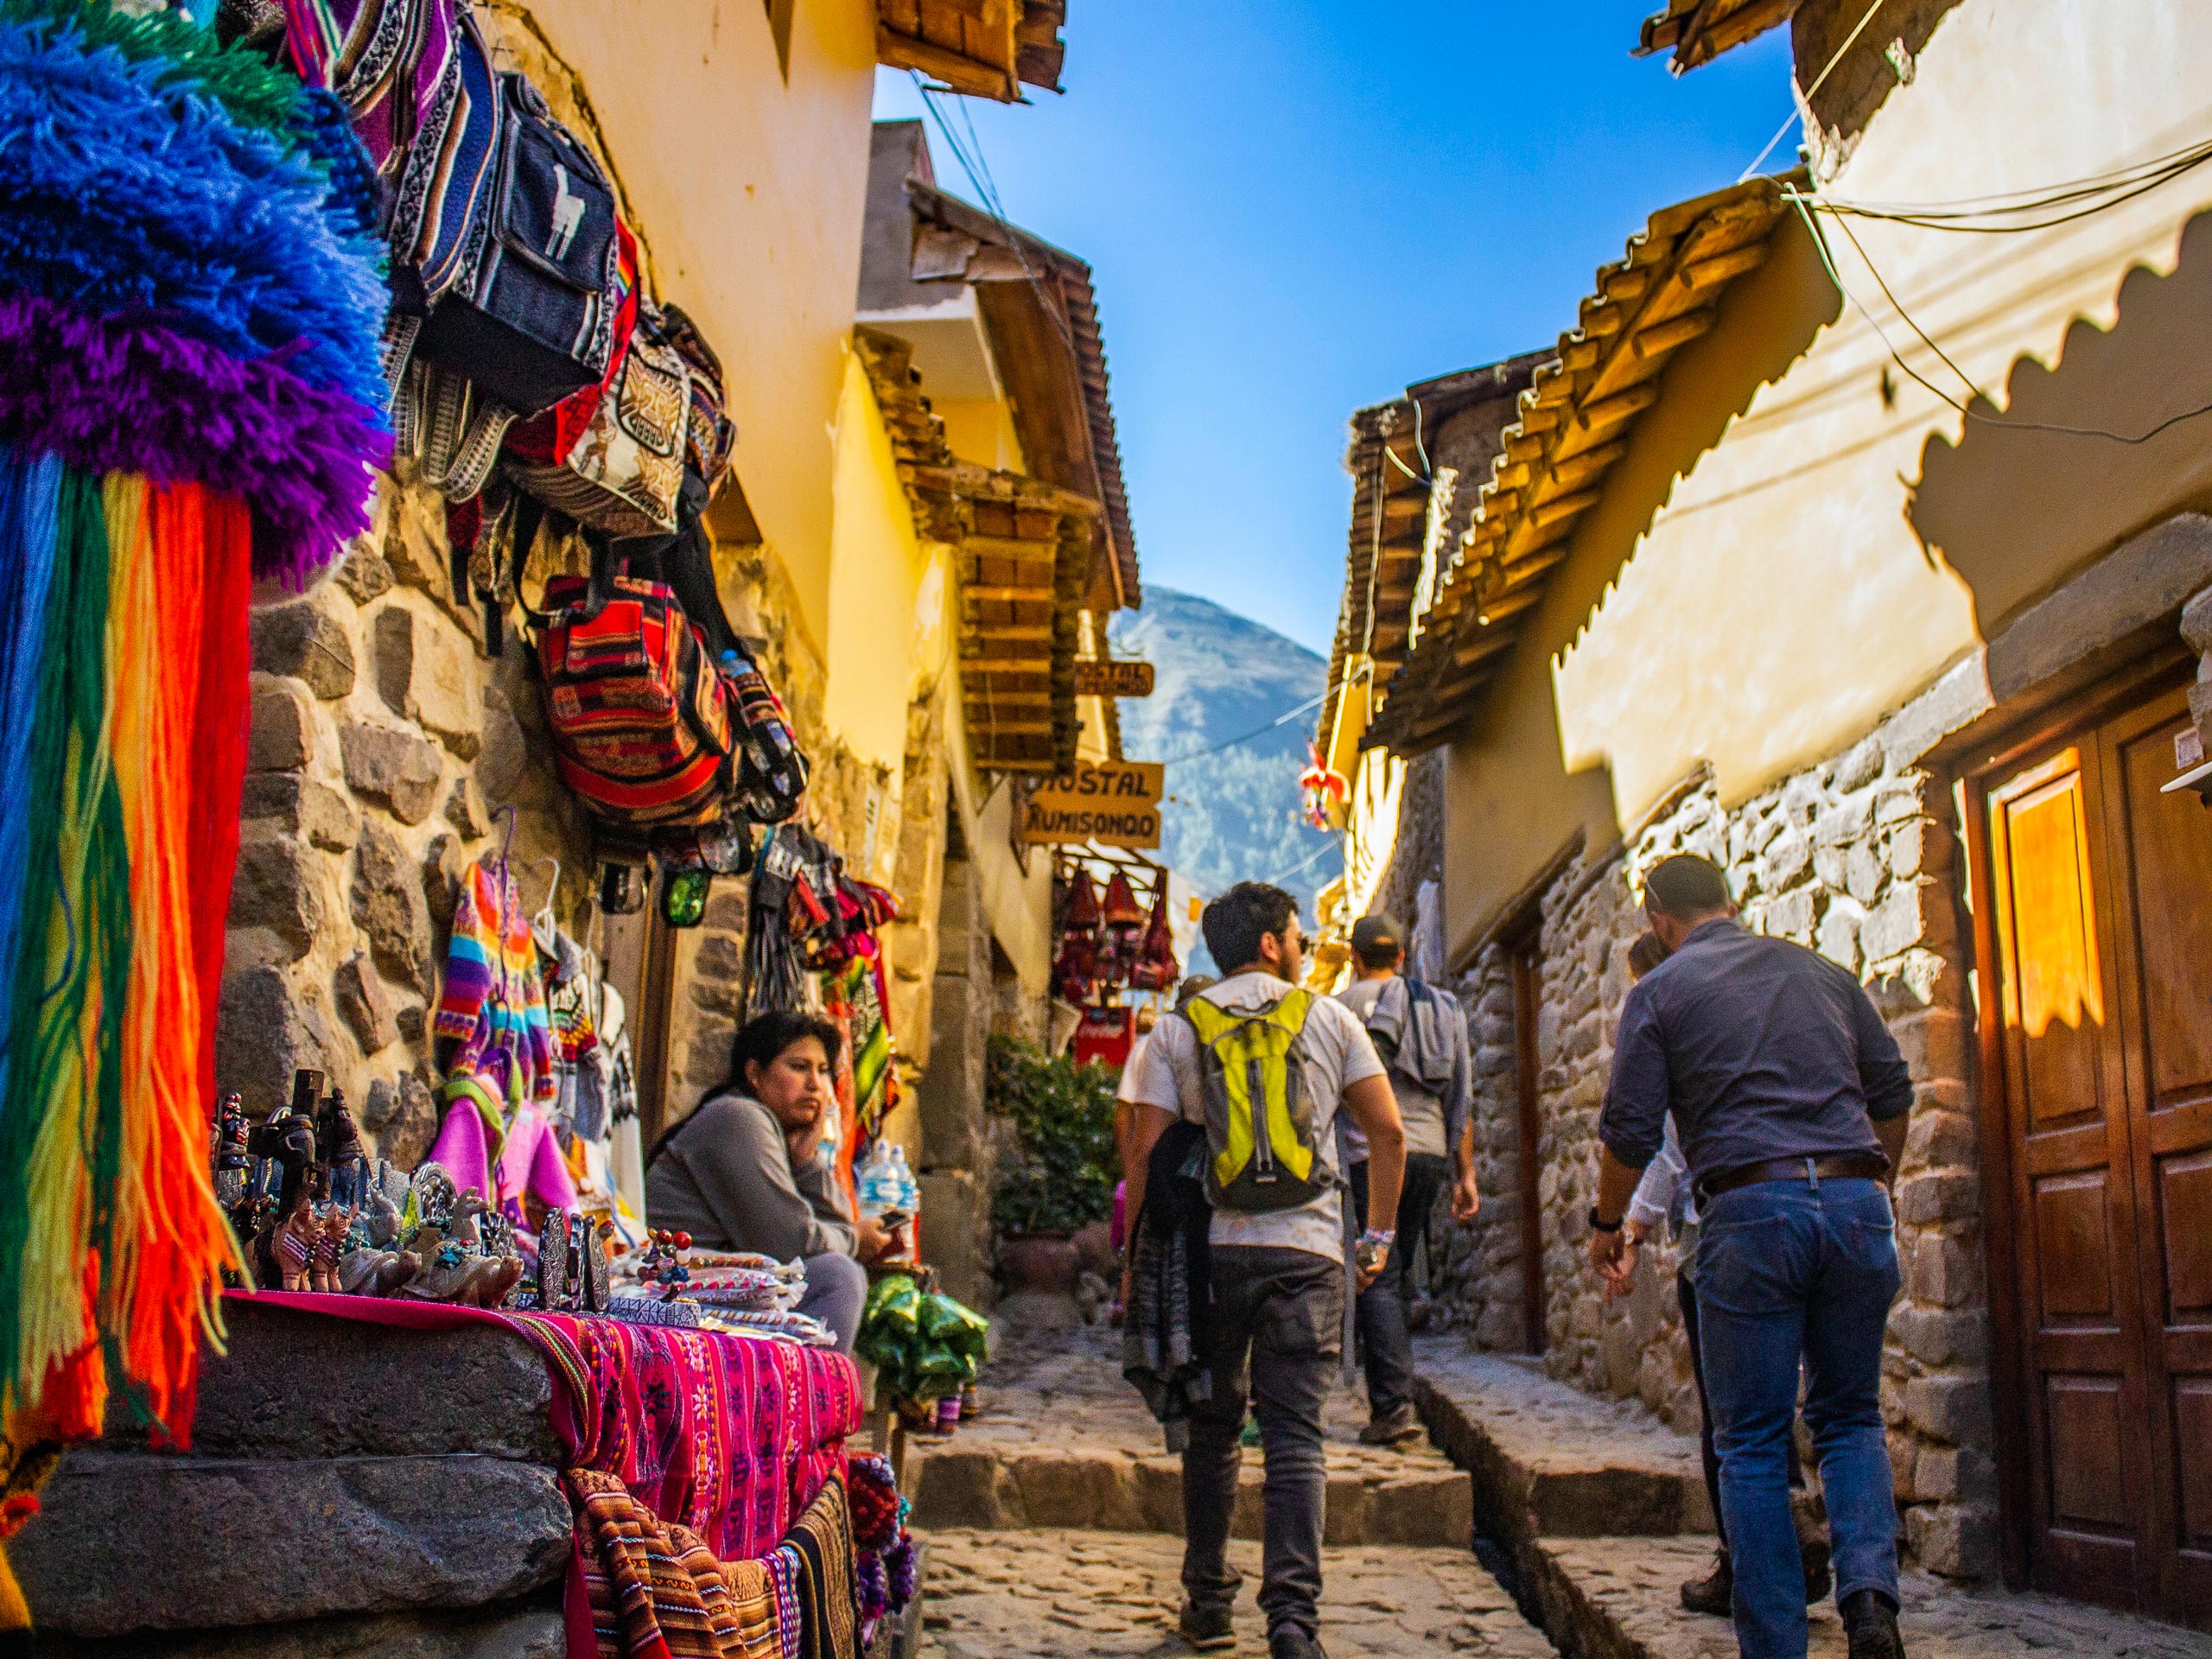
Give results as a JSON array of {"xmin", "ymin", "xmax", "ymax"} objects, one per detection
[{"xmin": 1694, "ymin": 1175, "xmax": 1901, "ymax": 1659}]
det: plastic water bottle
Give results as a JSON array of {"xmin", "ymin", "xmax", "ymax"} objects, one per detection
[
  {"xmin": 857, "ymin": 1142, "xmax": 897, "ymax": 1221},
  {"xmin": 889, "ymin": 1146, "xmax": 919, "ymax": 1222}
]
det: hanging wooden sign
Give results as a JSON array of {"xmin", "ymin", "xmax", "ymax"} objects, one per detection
[
  {"xmin": 1074, "ymin": 658, "xmax": 1154, "ymax": 698},
  {"xmin": 1020, "ymin": 760, "xmax": 1165, "ymax": 849}
]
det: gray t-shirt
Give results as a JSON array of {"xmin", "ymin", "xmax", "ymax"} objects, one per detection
[
  {"xmin": 645, "ymin": 1094, "xmax": 856, "ymax": 1261},
  {"xmin": 1334, "ymin": 976, "xmax": 1448, "ymax": 1158},
  {"xmin": 1128, "ymin": 971, "xmax": 1385, "ymax": 1264}
]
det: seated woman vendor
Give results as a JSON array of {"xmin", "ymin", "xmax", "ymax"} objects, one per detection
[{"xmin": 645, "ymin": 1009, "xmax": 899, "ymax": 1354}]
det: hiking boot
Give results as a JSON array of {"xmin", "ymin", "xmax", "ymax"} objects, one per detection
[
  {"xmin": 1679, "ymin": 1548, "xmax": 1732, "ymax": 1617},
  {"xmin": 1178, "ymin": 1600, "xmax": 1236, "ymax": 1652},
  {"xmin": 1268, "ymin": 1631, "xmax": 1327, "ymax": 1659},
  {"xmin": 1840, "ymin": 1588, "xmax": 1906, "ymax": 1659},
  {"xmin": 1357, "ymin": 1404, "xmax": 1423, "ymax": 1446}
]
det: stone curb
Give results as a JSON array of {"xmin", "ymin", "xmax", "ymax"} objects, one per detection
[
  {"xmin": 1410, "ymin": 1344, "xmax": 1712, "ymax": 1552},
  {"xmin": 910, "ymin": 1441, "xmax": 1472, "ymax": 1548}
]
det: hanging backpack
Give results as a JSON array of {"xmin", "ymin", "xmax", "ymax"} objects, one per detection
[
  {"xmin": 400, "ymin": 12, "xmax": 626, "ymax": 416},
  {"xmin": 1179, "ymin": 987, "xmax": 1332, "ymax": 1214},
  {"xmin": 534, "ymin": 564, "xmax": 734, "ymax": 828}
]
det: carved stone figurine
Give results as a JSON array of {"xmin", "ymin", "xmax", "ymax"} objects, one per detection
[{"xmin": 402, "ymin": 1184, "xmax": 524, "ymax": 1307}]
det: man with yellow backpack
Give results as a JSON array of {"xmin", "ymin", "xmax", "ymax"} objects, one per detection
[{"xmin": 1122, "ymin": 882, "xmax": 1406, "ymax": 1659}]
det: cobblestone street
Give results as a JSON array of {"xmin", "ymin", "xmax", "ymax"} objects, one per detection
[
  {"xmin": 905, "ymin": 1302, "xmax": 2212, "ymax": 1658},
  {"xmin": 918, "ymin": 1530, "xmax": 1552, "ymax": 1658}
]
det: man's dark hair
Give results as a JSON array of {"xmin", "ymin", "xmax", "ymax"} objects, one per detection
[
  {"xmin": 1625, "ymin": 931, "xmax": 1666, "ymax": 979},
  {"xmin": 1202, "ymin": 882, "xmax": 1299, "ymax": 972},
  {"xmin": 728, "ymin": 1007, "xmax": 843, "ymax": 1093},
  {"xmin": 1641, "ymin": 854, "xmax": 1733, "ymax": 922}
]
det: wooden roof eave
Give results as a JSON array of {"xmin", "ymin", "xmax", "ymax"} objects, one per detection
[
  {"xmin": 1635, "ymin": 0, "xmax": 1799, "ymax": 72},
  {"xmin": 1363, "ymin": 176, "xmax": 1795, "ymax": 757},
  {"xmin": 875, "ymin": 0, "xmax": 1070, "ymax": 102}
]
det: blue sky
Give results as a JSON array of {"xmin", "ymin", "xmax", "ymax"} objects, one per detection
[{"xmin": 873, "ymin": 4, "xmax": 1796, "ymax": 655}]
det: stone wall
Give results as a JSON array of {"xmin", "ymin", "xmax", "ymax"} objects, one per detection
[
  {"xmin": 913, "ymin": 846, "xmax": 1000, "ymax": 1310},
  {"xmin": 1431, "ymin": 737, "xmax": 1993, "ymax": 1579},
  {"xmin": 1430, "ymin": 947, "xmax": 1522, "ymax": 1351},
  {"xmin": 220, "ymin": 463, "xmax": 595, "ymax": 1161}
]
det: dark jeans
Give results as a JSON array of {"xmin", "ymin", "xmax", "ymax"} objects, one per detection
[
  {"xmin": 1696, "ymin": 1176, "xmax": 1901, "ymax": 1659},
  {"xmin": 1183, "ymin": 1245, "xmax": 1344, "ymax": 1641},
  {"xmin": 1349, "ymin": 1152, "xmax": 1448, "ymax": 1420},
  {"xmin": 1678, "ymin": 1262, "xmax": 1801, "ymax": 1556}
]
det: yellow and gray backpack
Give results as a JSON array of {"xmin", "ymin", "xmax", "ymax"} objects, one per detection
[{"xmin": 1179, "ymin": 988, "xmax": 1330, "ymax": 1213}]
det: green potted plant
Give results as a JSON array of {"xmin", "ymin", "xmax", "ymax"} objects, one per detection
[{"xmin": 986, "ymin": 1035, "xmax": 1117, "ymax": 1294}]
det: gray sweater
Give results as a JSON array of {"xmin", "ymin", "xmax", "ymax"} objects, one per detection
[{"xmin": 645, "ymin": 1093, "xmax": 857, "ymax": 1261}]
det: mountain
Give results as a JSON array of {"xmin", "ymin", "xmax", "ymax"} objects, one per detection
[{"xmin": 1108, "ymin": 587, "xmax": 1339, "ymax": 968}]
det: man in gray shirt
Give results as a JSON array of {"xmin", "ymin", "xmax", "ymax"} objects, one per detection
[{"xmin": 1334, "ymin": 914, "xmax": 1478, "ymax": 1445}]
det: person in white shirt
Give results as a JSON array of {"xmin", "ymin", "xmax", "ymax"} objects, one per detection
[{"xmin": 1123, "ymin": 883, "xmax": 1404, "ymax": 1659}]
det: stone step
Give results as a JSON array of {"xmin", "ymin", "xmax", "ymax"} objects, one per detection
[
  {"xmin": 906, "ymin": 1442, "xmax": 1478, "ymax": 1557},
  {"xmin": 14, "ymin": 1449, "xmax": 570, "ymax": 1638},
  {"xmin": 1521, "ymin": 1535, "xmax": 2212, "ymax": 1659},
  {"xmin": 913, "ymin": 1303, "xmax": 1476, "ymax": 1548},
  {"xmin": 910, "ymin": 1437, "xmax": 1473, "ymax": 1549},
  {"xmin": 1411, "ymin": 1338, "xmax": 1713, "ymax": 1550}
]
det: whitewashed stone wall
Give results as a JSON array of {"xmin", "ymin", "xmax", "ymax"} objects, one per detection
[{"xmin": 1426, "ymin": 738, "xmax": 1993, "ymax": 1579}]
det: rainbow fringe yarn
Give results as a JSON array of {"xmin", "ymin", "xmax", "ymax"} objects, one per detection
[{"xmin": 0, "ymin": 3, "xmax": 391, "ymax": 1626}]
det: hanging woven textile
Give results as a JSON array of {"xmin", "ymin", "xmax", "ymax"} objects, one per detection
[{"xmin": 0, "ymin": 5, "xmax": 389, "ymax": 1634}]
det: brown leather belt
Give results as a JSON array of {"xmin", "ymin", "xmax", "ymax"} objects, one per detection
[{"xmin": 1696, "ymin": 1153, "xmax": 1891, "ymax": 1205}]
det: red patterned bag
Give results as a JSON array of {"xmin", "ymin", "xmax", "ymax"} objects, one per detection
[{"xmin": 536, "ymin": 570, "xmax": 733, "ymax": 827}]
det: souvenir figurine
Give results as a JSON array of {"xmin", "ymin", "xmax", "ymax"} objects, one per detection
[
  {"xmin": 538, "ymin": 1210, "xmax": 571, "ymax": 1310},
  {"xmin": 308, "ymin": 1203, "xmax": 353, "ymax": 1294},
  {"xmin": 338, "ymin": 1243, "xmax": 420, "ymax": 1297},
  {"xmin": 268, "ymin": 1196, "xmax": 320, "ymax": 1293},
  {"xmin": 410, "ymin": 1163, "xmax": 458, "ymax": 1235},
  {"xmin": 583, "ymin": 1216, "xmax": 612, "ymax": 1313},
  {"xmin": 316, "ymin": 1088, "xmax": 369, "ymax": 1210},
  {"xmin": 211, "ymin": 1092, "xmax": 251, "ymax": 1213},
  {"xmin": 448, "ymin": 1187, "xmax": 493, "ymax": 1254}
]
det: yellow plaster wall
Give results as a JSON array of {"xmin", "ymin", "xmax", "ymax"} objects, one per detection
[
  {"xmin": 937, "ymin": 398, "xmax": 1027, "ymax": 474},
  {"xmin": 824, "ymin": 350, "xmax": 938, "ymax": 772},
  {"xmin": 511, "ymin": 0, "xmax": 878, "ymax": 654},
  {"xmin": 1431, "ymin": 0, "xmax": 2212, "ymax": 958}
]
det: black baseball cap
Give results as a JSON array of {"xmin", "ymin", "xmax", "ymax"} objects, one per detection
[{"xmin": 1350, "ymin": 914, "xmax": 1403, "ymax": 956}]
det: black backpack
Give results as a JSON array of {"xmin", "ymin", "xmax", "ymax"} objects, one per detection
[{"xmin": 404, "ymin": 15, "xmax": 625, "ymax": 416}]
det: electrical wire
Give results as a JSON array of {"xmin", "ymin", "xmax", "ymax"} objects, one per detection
[
  {"xmin": 1805, "ymin": 135, "xmax": 2212, "ymax": 230},
  {"xmin": 911, "ymin": 73, "xmax": 1080, "ymax": 355},
  {"xmin": 1257, "ymin": 833, "xmax": 1344, "ymax": 888},
  {"xmin": 1156, "ymin": 688, "xmax": 1329, "ymax": 766},
  {"xmin": 1739, "ymin": 0, "xmax": 1888, "ymax": 181},
  {"xmin": 1789, "ymin": 194, "xmax": 2212, "ymax": 445}
]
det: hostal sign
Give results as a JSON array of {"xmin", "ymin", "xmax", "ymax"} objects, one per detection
[{"xmin": 1020, "ymin": 760, "xmax": 1165, "ymax": 849}]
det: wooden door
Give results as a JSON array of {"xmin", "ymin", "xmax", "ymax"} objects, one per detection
[
  {"xmin": 2097, "ymin": 689, "xmax": 2212, "ymax": 1623},
  {"xmin": 1977, "ymin": 676, "xmax": 2212, "ymax": 1627}
]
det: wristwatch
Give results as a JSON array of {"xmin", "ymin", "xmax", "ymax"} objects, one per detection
[
  {"xmin": 1354, "ymin": 1227, "xmax": 1395, "ymax": 1274},
  {"xmin": 1587, "ymin": 1206, "xmax": 1623, "ymax": 1234}
]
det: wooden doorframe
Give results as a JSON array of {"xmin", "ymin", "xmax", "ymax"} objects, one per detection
[
  {"xmin": 1506, "ymin": 912, "xmax": 1547, "ymax": 1356},
  {"xmin": 1955, "ymin": 649, "xmax": 2194, "ymax": 1594}
]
